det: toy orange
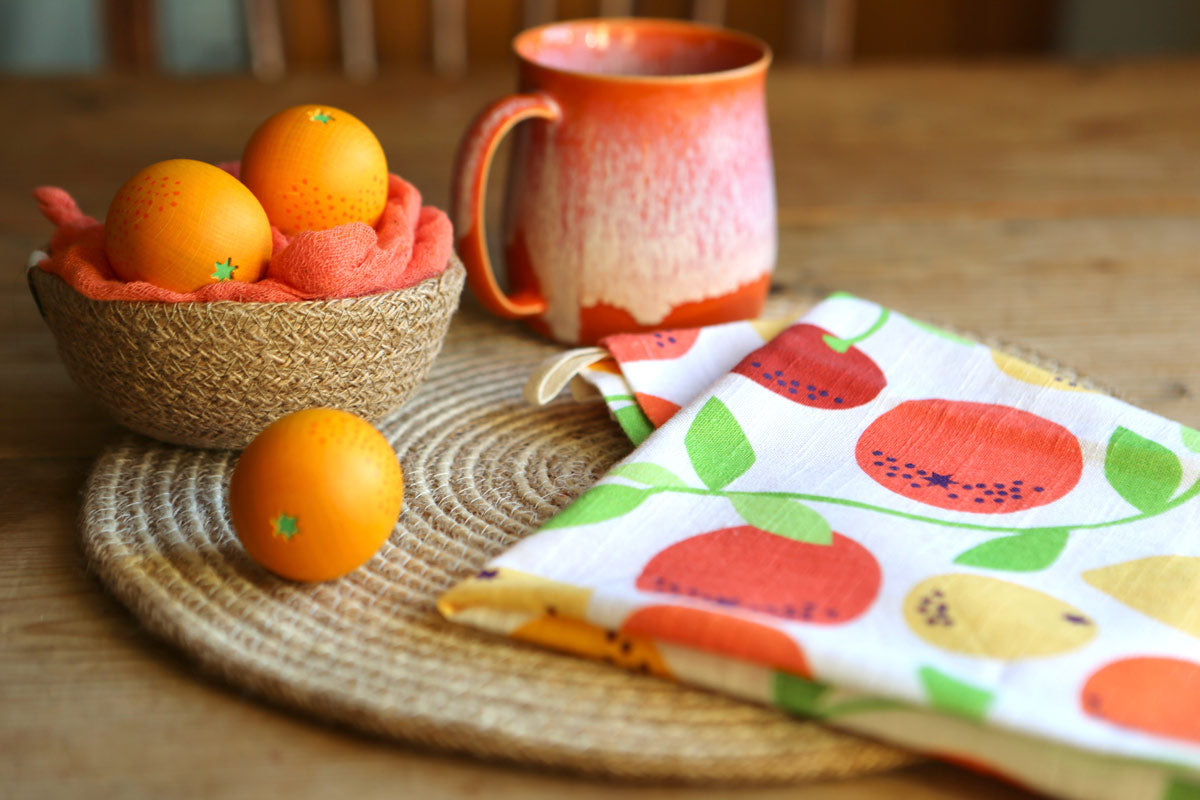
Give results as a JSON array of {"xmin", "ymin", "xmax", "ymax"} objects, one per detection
[
  {"xmin": 104, "ymin": 159, "xmax": 273, "ymax": 292},
  {"xmin": 229, "ymin": 408, "xmax": 404, "ymax": 582},
  {"xmin": 240, "ymin": 104, "xmax": 389, "ymax": 236}
]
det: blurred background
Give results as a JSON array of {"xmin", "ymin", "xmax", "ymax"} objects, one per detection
[{"xmin": 3, "ymin": 0, "xmax": 1199, "ymax": 79}]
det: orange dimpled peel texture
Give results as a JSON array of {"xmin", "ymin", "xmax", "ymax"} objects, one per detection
[
  {"xmin": 229, "ymin": 408, "xmax": 404, "ymax": 582},
  {"xmin": 240, "ymin": 105, "xmax": 389, "ymax": 235},
  {"xmin": 104, "ymin": 159, "xmax": 273, "ymax": 292}
]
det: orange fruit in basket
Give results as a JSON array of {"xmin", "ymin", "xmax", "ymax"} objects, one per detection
[
  {"xmin": 104, "ymin": 159, "xmax": 273, "ymax": 292},
  {"xmin": 229, "ymin": 408, "xmax": 404, "ymax": 582},
  {"xmin": 240, "ymin": 104, "xmax": 389, "ymax": 236}
]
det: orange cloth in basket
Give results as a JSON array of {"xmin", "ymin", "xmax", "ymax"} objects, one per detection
[{"xmin": 34, "ymin": 168, "xmax": 452, "ymax": 303}]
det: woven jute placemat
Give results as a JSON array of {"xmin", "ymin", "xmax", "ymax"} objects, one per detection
[{"xmin": 79, "ymin": 299, "xmax": 932, "ymax": 784}]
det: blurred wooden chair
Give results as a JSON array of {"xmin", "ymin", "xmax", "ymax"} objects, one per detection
[
  {"xmin": 421, "ymin": 0, "xmax": 856, "ymax": 78},
  {"xmin": 101, "ymin": 0, "xmax": 857, "ymax": 81}
]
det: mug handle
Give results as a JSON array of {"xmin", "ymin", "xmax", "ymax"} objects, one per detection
[{"xmin": 451, "ymin": 93, "xmax": 560, "ymax": 319}]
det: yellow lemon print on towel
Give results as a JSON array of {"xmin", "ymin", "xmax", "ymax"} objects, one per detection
[
  {"xmin": 437, "ymin": 567, "xmax": 592, "ymax": 620},
  {"xmin": 513, "ymin": 614, "xmax": 673, "ymax": 678},
  {"xmin": 991, "ymin": 350, "xmax": 1095, "ymax": 393},
  {"xmin": 906, "ymin": 574, "xmax": 1096, "ymax": 658},
  {"xmin": 440, "ymin": 567, "xmax": 673, "ymax": 677},
  {"xmin": 749, "ymin": 313, "xmax": 804, "ymax": 343},
  {"xmin": 1084, "ymin": 556, "xmax": 1200, "ymax": 639}
]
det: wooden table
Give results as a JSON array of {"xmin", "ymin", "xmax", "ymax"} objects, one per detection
[{"xmin": 4, "ymin": 59, "xmax": 1199, "ymax": 799}]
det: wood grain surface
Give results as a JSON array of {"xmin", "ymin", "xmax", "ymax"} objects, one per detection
[{"xmin": 4, "ymin": 60, "xmax": 1200, "ymax": 799}]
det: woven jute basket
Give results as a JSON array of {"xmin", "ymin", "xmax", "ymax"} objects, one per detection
[{"xmin": 28, "ymin": 257, "xmax": 465, "ymax": 450}]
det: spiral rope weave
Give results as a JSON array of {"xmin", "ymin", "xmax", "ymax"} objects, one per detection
[{"xmin": 77, "ymin": 305, "xmax": 917, "ymax": 784}]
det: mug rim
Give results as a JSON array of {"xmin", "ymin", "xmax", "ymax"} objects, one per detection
[{"xmin": 512, "ymin": 17, "xmax": 772, "ymax": 84}]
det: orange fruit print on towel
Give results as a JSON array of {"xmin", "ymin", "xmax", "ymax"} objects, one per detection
[
  {"xmin": 856, "ymin": 399, "xmax": 1083, "ymax": 513},
  {"xmin": 633, "ymin": 392, "xmax": 681, "ymax": 428},
  {"xmin": 513, "ymin": 613, "xmax": 672, "ymax": 678},
  {"xmin": 604, "ymin": 328, "xmax": 700, "ymax": 362},
  {"xmin": 1082, "ymin": 657, "xmax": 1200, "ymax": 744},
  {"xmin": 623, "ymin": 605, "xmax": 812, "ymax": 677},
  {"xmin": 732, "ymin": 324, "xmax": 886, "ymax": 409},
  {"xmin": 636, "ymin": 525, "xmax": 881, "ymax": 624}
]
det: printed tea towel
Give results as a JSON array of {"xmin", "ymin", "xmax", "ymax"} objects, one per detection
[{"xmin": 439, "ymin": 294, "xmax": 1200, "ymax": 800}]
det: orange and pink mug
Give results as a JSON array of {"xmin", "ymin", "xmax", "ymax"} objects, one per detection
[{"xmin": 451, "ymin": 18, "xmax": 776, "ymax": 345}]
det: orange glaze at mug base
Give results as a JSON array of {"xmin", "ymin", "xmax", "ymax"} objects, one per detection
[{"xmin": 524, "ymin": 274, "xmax": 771, "ymax": 346}]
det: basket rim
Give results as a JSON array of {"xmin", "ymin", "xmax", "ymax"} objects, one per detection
[{"xmin": 27, "ymin": 250, "xmax": 464, "ymax": 313}]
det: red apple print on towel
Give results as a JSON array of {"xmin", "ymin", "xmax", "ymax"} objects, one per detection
[
  {"xmin": 604, "ymin": 328, "xmax": 700, "ymax": 362},
  {"xmin": 732, "ymin": 324, "xmax": 886, "ymax": 409},
  {"xmin": 1082, "ymin": 657, "xmax": 1200, "ymax": 744},
  {"xmin": 856, "ymin": 399, "xmax": 1082, "ymax": 513},
  {"xmin": 623, "ymin": 605, "xmax": 811, "ymax": 677},
  {"xmin": 634, "ymin": 392, "xmax": 681, "ymax": 427},
  {"xmin": 636, "ymin": 525, "xmax": 881, "ymax": 624}
]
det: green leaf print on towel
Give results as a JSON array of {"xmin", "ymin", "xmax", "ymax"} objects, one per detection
[
  {"xmin": 910, "ymin": 317, "xmax": 975, "ymax": 346},
  {"xmin": 1163, "ymin": 776, "xmax": 1200, "ymax": 800},
  {"xmin": 685, "ymin": 397, "xmax": 755, "ymax": 490},
  {"xmin": 773, "ymin": 672, "xmax": 906, "ymax": 719},
  {"xmin": 1105, "ymin": 426, "xmax": 1183, "ymax": 513},
  {"xmin": 918, "ymin": 665, "xmax": 995, "ymax": 721},
  {"xmin": 610, "ymin": 462, "xmax": 687, "ymax": 488},
  {"xmin": 1180, "ymin": 424, "xmax": 1200, "ymax": 454},
  {"xmin": 540, "ymin": 484, "xmax": 650, "ymax": 529},
  {"xmin": 772, "ymin": 672, "xmax": 831, "ymax": 716},
  {"xmin": 953, "ymin": 527, "xmax": 1071, "ymax": 572},
  {"xmin": 729, "ymin": 494, "xmax": 832, "ymax": 545},
  {"xmin": 613, "ymin": 404, "xmax": 654, "ymax": 445}
]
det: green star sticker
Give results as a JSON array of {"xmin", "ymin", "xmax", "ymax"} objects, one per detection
[
  {"xmin": 272, "ymin": 513, "xmax": 299, "ymax": 540},
  {"xmin": 212, "ymin": 257, "xmax": 237, "ymax": 281},
  {"xmin": 309, "ymin": 108, "xmax": 334, "ymax": 124}
]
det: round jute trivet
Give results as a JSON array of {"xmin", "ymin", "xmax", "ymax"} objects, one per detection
[{"xmin": 78, "ymin": 300, "xmax": 924, "ymax": 785}]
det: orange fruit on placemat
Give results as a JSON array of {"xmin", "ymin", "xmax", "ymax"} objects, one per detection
[
  {"xmin": 229, "ymin": 408, "xmax": 404, "ymax": 582},
  {"xmin": 240, "ymin": 104, "xmax": 388, "ymax": 236},
  {"xmin": 104, "ymin": 159, "xmax": 273, "ymax": 292}
]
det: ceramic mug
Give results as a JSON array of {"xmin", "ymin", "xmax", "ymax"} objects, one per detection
[{"xmin": 451, "ymin": 18, "xmax": 776, "ymax": 345}]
